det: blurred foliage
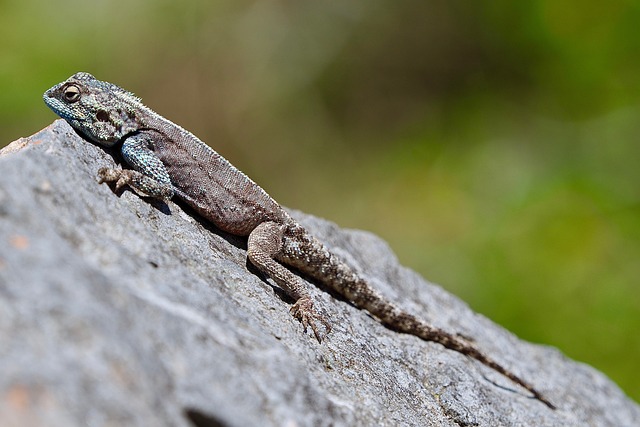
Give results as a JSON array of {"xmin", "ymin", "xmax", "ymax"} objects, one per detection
[{"xmin": 1, "ymin": 0, "xmax": 639, "ymax": 402}]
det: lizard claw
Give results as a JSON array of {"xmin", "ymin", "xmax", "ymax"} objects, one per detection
[
  {"xmin": 290, "ymin": 297, "xmax": 332, "ymax": 342},
  {"xmin": 97, "ymin": 167, "xmax": 127, "ymax": 192}
]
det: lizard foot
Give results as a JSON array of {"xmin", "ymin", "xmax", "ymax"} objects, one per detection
[
  {"xmin": 97, "ymin": 167, "xmax": 173, "ymax": 201},
  {"xmin": 290, "ymin": 297, "xmax": 332, "ymax": 342},
  {"xmin": 97, "ymin": 167, "xmax": 128, "ymax": 191}
]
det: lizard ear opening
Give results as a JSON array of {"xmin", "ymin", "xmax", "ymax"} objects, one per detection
[
  {"xmin": 96, "ymin": 110, "xmax": 110, "ymax": 122},
  {"xmin": 64, "ymin": 85, "xmax": 81, "ymax": 103}
]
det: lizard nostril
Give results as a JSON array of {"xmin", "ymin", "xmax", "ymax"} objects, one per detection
[{"xmin": 96, "ymin": 110, "xmax": 110, "ymax": 122}]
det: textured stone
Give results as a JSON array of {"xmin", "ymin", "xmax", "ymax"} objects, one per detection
[{"xmin": 0, "ymin": 120, "xmax": 637, "ymax": 426}]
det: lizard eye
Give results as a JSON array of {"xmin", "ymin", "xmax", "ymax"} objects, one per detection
[{"xmin": 63, "ymin": 85, "xmax": 81, "ymax": 103}]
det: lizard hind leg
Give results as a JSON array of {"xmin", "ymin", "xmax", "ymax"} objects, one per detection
[{"xmin": 247, "ymin": 221, "xmax": 331, "ymax": 341}]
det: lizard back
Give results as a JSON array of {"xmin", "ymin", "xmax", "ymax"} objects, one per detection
[{"xmin": 141, "ymin": 113, "xmax": 287, "ymax": 235}]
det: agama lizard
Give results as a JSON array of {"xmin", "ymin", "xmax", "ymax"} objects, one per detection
[{"xmin": 43, "ymin": 72, "xmax": 555, "ymax": 409}]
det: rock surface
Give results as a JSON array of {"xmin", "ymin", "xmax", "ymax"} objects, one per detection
[{"xmin": 0, "ymin": 120, "xmax": 638, "ymax": 426}]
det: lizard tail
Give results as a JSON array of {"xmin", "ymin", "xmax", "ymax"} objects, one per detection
[
  {"xmin": 381, "ymin": 308, "xmax": 556, "ymax": 409},
  {"xmin": 280, "ymin": 225, "xmax": 555, "ymax": 409}
]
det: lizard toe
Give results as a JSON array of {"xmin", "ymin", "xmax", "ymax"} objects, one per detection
[{"xmin": 290, "ymin": 297, "xmax": 331, "ymax": 342}]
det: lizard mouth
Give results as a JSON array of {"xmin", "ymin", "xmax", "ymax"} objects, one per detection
[
  {"xmin": 43, "ymin": 94, "xmax": 69, "ymax": 119},
  {"xmin": 42, "ymin": 93, "xmax": 84, "ymax": 130}
]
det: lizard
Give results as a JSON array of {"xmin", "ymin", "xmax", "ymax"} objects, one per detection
[{"xmin": 43, "ymin": 72, "xmax": 555, "ymax": 409}]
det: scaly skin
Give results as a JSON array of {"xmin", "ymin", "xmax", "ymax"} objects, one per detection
[{"xmin": 43, "ymin": 72, "xmax": 555, "ymax": 409}]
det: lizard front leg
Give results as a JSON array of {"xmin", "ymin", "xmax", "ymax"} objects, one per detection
[
  {"xmin": 247, "ymin": 221, "xmax": 331, "ymax": 341},
  {"xmin": 97, "ymin": 131, "xmax": 174, "ymax": 201}
]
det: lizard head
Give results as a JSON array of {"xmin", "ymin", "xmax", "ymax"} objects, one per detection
[{"xmin": 43, "ymin": 72, "xmax": 144, "ymax": 147}]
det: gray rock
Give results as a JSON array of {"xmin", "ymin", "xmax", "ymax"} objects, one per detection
[{"xmin": 0, "ymin": 119, "xmax": 637, "ymax": 427}]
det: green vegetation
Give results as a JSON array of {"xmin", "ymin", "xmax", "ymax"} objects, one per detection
[{"xmin": 2, "ymin": 0, "xmax": 639, "ymax": 401}]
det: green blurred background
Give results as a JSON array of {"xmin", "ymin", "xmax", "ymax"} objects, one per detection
[{"xmin": 2, "ymin": 0, "xmax": 639, "ymax": 402}]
